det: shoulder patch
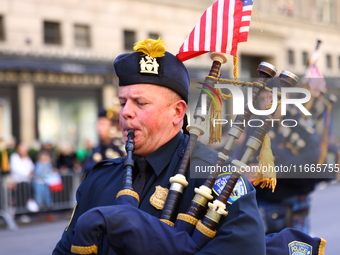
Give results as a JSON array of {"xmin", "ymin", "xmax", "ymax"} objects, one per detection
[
  {"xmin": 288, "ymin": 241, "xmax": 312, "ymax": 255},
  {"xmin": 212, "ymin": 173, "xmax": 248, "ymax": 204}
]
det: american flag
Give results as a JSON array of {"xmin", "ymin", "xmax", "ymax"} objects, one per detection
[
  {"xmin": 304, "ymin": 40, "xmax": 327, "ymax": 96},
  {"xmin": 305, "ymin": 64, "xmax": 327, "ymax": 96},
  {"xmin": 177, "ymin": 0, "xmax": 253, "ymax": 62}
]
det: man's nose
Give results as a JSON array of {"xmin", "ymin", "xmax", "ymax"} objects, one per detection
[{"xmin": 120, "ymin": 101, "xmax": 136, "ymax": 119}]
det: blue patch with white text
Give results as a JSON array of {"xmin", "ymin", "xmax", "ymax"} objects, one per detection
[
  {"xmin": 212, "ymin": 173, "xmax": 247, "ymax": 204},
  {"xmin": 288, "ymin": 241, "xmax": 312, "ymax": 255}
]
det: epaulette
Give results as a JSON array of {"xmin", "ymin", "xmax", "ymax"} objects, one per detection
[
  {"xmin": 192, "ymin": 141, "xmax": 218, "ymax": 165},
  {"xmin": 83, "ymin": 157, "xmax": 126, "ymax": 180},
  {"xmin": 92, "ymin": 157, "xmax": 126, "ymax": 171}
]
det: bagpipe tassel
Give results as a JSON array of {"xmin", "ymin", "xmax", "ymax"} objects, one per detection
[
  {"xmin": 252, "ymin": 133, "xmax": 277, "ymax": 192},
  {"xmin": 209, "ymin": 100, "xmax": 223, "ymax": 144}
]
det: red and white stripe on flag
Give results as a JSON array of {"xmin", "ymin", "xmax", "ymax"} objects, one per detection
[{"xmin": 176, "ymin": 0, "xmax": 253, "ymax": 62}]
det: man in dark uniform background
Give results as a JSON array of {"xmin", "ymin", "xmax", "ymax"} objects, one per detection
[{"xmin": 82, "ymin": 108, "xmax": 125, "ymax": 175}]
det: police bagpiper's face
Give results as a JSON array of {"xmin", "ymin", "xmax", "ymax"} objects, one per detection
[{"xmin": 118, "ymin": 84, "xmax": 186, "ymax": 157}]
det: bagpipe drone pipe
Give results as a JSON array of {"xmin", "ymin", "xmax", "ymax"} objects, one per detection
[
  {"xmin": 70, "ymin": 56, "xmax": 326, "ymax": 255},
  {"xmin": 270, "ymin": 90, "xmax": 338, "ymax": 180},
  {"xmin": 304, "ymin": 90, "xmax": 339, "ymax": 169}
]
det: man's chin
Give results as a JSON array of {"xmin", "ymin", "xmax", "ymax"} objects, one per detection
[{"xmin": 133, "ymin": 146, "xmax": 149, "ymax": 158}]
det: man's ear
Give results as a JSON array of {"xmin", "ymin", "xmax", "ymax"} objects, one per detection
[{"xmin": 172, "ymin": 100, "xmax": 187, "ymax": 126}]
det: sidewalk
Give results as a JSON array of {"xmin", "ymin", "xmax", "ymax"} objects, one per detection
[{"xmin": 0, "ymin": 211, "xmax": 71, "ymax": 255}]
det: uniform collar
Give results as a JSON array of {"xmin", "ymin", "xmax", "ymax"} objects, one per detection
[{"xmin": 142, "ymin": 132, "xmax": 184, "ymax": 177}]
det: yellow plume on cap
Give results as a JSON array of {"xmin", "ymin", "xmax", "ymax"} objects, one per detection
[{"xmin": 133, "ymin": 38, "xmax": 166, "ymax": 58}]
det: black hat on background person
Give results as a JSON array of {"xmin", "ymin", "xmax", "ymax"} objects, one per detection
[
  {"xmin": 113, "ymin": 38, "xmax": 190, "ymax": 103},
  {"xmin": 97, "ymin": 107, "xmax": 116, "ymax": 121}
]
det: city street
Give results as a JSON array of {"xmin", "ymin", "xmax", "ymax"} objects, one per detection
[{"xmin": 0, "ymin": 181, "xmax": 339, "ymax": 255}]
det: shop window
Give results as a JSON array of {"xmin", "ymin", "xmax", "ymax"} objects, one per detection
[{"xmin": 37, "ymin": 97, "xmax": 97, "ymax": 148}]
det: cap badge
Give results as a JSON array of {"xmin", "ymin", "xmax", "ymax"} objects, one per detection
[{"xmin": 140, "ymin": 55, "xmax": 159, "ymax": 74}]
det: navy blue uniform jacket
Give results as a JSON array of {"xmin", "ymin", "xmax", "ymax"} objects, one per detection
[{"xmin": 53, "ymin": 132, "xmax": 265, "ymax": 254}]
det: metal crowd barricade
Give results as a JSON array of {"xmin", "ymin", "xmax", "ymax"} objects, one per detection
[
  {"xmin": 0, "ymin": 171, "xmax": 82, "ymax": 230},
  {"xmin": 0, "ymin": 174, "xmax": 18, "ymax": 230},
  {"xmin": 52, "ymin": 172, "xmax": 82, "ymax": 210}
]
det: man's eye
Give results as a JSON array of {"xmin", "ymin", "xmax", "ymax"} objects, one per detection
[{"xmin": 137, "ymin": 102, "xmax": 146, "ymax": 106}]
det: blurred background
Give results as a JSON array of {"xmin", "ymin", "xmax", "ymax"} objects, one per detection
[
  {"xmin": 0, "ymin": 0, "xmax": 340, "ymax": 147},
  {"xmin": 0, "ymin": 0, "xmax": 339, "ymax": 254}
]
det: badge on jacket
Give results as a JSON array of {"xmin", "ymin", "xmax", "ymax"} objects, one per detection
[
  {"xmin": 288, "ymin": 241, "xmax": 312, "ymax": 255},
  {"xmin": 150, "ymin": 185, "xmax": 169, "ymax": 210}
]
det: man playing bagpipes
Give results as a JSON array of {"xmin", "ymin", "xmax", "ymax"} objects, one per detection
[
  {"xmin": 53, "ymin": 38, "xmax": 266, "ymax": 254},
  {"xmin": 53, "ymin": 38, "xmax": 325, "ymax": 255}
]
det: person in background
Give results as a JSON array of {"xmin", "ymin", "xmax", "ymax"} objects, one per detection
[
  {"xmin": 40, "ymin": 140, "xmax": 58, "ymax": 168},
  {"xmin": 82, "ymin": 108, "xmax": 125, "ymax": 175},
  {"xmin": 32, "ymin": 151, "xmax": 56, "ymax": 221},
  {"xmin": 75, "ymin": 139, "xmax": 95, "ymax": 168},
  {"xmin": 8, "ymin": 141, "xmax": 35, "ymax": 223},
  {"xmin": 56, "ymin": 142, "xmax": 79, "ymax": 174},
  {"xmin": 28, "ymin": 139, "xmax": 42, "ymax": 164}
]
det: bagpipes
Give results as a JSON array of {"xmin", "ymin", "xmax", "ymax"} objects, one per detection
[
  {"xmin": 270, "ymin": 91, "xmax": 337, "ymax": 157},
  {"xmin": 272, "ymin": 39, "xmax": 339, "ymax": 175},
  {"xmin": 70, "ymin": 54, "xmax": 326, "ymax": 255}
]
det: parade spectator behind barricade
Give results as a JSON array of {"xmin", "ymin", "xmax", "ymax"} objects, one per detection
[
  {"xmin": 28, "ymin": 139, "xmax": 42, "ymax": 164},
  {"xmin": 56, "ymin": 141, "xmax": 79, "ymax": 174},
  {"xmin": 33, "ymin": 151, "xmax": 57, "ymax": 221},
  {"xmin": 82, "ymin": 108, "xmax": 125, "ymax": 175},
  {"xmin": 1, "ymin": 136, "xmax": 16, "ymax": 175},
  {"xmin": 5, "ymin": 136, "xmax": 16, "ymax": 157},
  {"xmin": 8, "ymin": 141, "xmax": 35, "ymax": 222},
  {"xmin": 233, "ymin": 88, "xmax": 323, "ymax": 235},
  {"xmin": 40, "ymin": 140, "xmax": 58, "ymax": 168},
  {"xmin": 75, "ymin": 139, "xmax": 95, "ymax": 170}
]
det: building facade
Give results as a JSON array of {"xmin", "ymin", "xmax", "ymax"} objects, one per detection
[{"xmin": 0, "ymin": 0, "xmax": 339, "ymax": 148}]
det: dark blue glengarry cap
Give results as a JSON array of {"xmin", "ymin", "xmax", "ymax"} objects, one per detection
[
  {"xmin": 113, "ymin": 39, "xmax": 190, "ymax": 103},
  {"xmin": 98, "ymin": 107, "xmax": 119, "ymax": 122}
]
